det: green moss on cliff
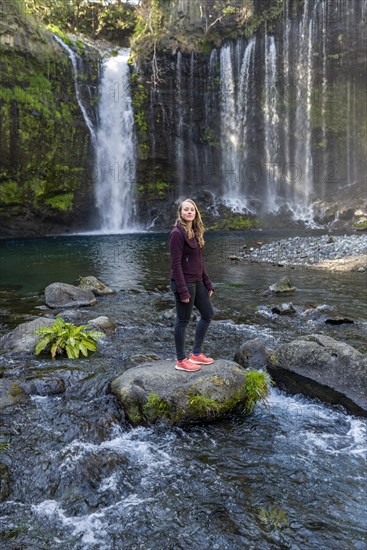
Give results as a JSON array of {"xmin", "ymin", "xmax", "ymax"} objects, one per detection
[
  {"xmin": 209, "ymin": 216, "xmax": 258, "ymax": 231},
  {"xmin": 0, "ymin": 46, "xmax": 92, "ymax": 226}
]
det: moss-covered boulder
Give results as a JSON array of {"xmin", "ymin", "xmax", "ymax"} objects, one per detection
[
  {"xmin": 268, "ymin": 277, "xmax": 296, "ymax": 294},
  {"xmin": 110, "ymin": 359, "xmax": 269, "ymax": 426},
  {"xmin": 79, "ymin": 276, "xmax": 115, "ymax": 296}
]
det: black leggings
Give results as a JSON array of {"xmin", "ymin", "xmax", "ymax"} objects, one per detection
[{"xmin": 171, "ymin": 280, "xmax": 214, "ymax": 361}]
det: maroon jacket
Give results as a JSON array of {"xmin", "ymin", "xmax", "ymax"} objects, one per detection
[{"xmin": 169, "ymin": 222, "xmax": 213, "ymax": 301}]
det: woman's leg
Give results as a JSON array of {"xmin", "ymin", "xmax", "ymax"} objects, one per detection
[
  {"xmin": 192, "ymin": 282, "xmax": 214, "ymax": 355},
  {"xmin": 172, "ymin": 282, "xmax": 196, "ymax": 361}
]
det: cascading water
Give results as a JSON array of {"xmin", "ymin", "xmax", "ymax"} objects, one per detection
[
  {"xmin": 175, "ymin": 51, "xmax": 185, "ymax": 194},
  {"xmin": 53, "ymin": 35, "xmax": 96, "ymax": 142},
  {"xmin": 94, "ymin": 50, "xmax": 137, "ymax": 233},
  {"xmin": 264, "ymin": 34, "xmax": 281, "ymax": 212},
  {"xmin": 220, "ymin": 44, "xmax": 242, "ymax": 211},
  {"xmin": 238, "ymin": 35, "xmax": 256, "ymax": 168},
  {"xmin": 290, "ymin": 0, "xmax": 315, "ymax": 222},
  {"xmin": 214, "ymin": 0, "xmax": 366, "ymax": 224}
]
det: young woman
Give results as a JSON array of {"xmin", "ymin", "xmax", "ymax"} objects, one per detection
[{"xmin": 169, "ymin": 198, "xmax": 214, "ymax": 371}]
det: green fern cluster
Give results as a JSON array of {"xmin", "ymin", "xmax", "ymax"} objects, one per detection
[{"xmin": 34, "ymin": 317, "xmax": 104, "ymax": 359}]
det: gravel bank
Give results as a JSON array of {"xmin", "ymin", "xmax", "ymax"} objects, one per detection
[{"xmin": 241, "ymin": 234, "xmax": 367, "ymax": 271}]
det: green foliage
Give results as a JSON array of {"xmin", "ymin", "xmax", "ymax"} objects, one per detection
[
  {"xmin": 243, "ymin": 370, "xmax": 270, "ymax": 414},
  {"xmin": 258, "ymin": 506, "xmax": 288, "ymax": 529},
  {"xmin": 0, "ymin": 441, "xmax": 9, "ymax": 452},
  {"xmin": 138, "ymin": 180, "xmax": 169, "ymax": 199},
  {"xmin": 354, "ymin": 220, "xmax": 367, "ymax": 230},
  {"xmin": 143, "ymin": 392, "xmax": 169, "ymax": 422},
  {"xmin": 44, "ymin": 193, "xmax": 74, "ymax": 211},
  {"xmin": 209, "ymin": 216, "xmax": 257, "ymax": 231},
  {"xmin": 0, "ymin": 48, "xmax": 91, "ymax": 219},
  {"xmin": 188, "ymin": 395, "xmax": 220, "ymax": 415},
  {"xmin": 26, "ymin": 0, "xmax": 137, "ymax": 40},
  {"xmin": 34, "ymin": 317, "xmax": 104, "ymax": 359},
  {"xmin": 0, "ymin": 181, "xmax": 22, "ymax": 206}
]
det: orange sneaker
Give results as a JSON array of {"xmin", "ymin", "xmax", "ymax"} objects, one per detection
[
  {"xmin": 175, "ymin": 358, "xmax": 201, "ymax": 372},
  {"xmin": 189, "ymin": 353, "xmax": 214, "ymax": 365}
]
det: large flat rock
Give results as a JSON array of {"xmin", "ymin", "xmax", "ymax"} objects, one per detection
[{"xmin": 110, "ymin": 359, "xmax": 268, "ymax": 426}]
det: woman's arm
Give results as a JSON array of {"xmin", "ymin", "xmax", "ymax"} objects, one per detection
[{"xmin": 169, "ymin": 231, "xmax": 190, "ymax": 301}]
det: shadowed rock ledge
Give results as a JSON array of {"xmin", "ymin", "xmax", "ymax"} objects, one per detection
[{"xmin": 267, "ymin": 334, "xmax": 367, "ymax": 417}]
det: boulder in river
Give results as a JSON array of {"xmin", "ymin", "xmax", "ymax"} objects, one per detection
[
  {"xmin": 0, "ymin": 317, "xmax": 55, "ymax": 353},
  {"xmin": 271, "ymin": 302, "xmax": 297, "ymax": 315},
  {"xmin": 88, "ymin": 316, "xmax": 116, "ymax": 332},
  {"xmin": 267, "ymin": 334, "xmax": 367, "ymax": 416},
  {"xmin": 79, "ymin": 276, "xmax": 115, "ymax": 296},
  {"xmin": 0, "ymin": 380, "xmax": 29, "ymax": 410},
  {"xmin": 110, "ymin": 359, "xmax": 269, "ymax": 426},
  {"xmin": 45, "ymin": 282, "xmax": 96, "ymax": 308},
  {"xmin": 234, "ymin": 338, "xmax": 270, "ymax": 370},
  {"xmin": 268, "ymin": 276, "xmax": 296, "ymax": 294}
]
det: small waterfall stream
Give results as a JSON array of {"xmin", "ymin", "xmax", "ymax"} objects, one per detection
[
  {"xmin": 94, "ymin": 50, "xmax": 137, "ymax": 232},
  {"xmin": 175, "ymin": 51, "xmax": 185, "ymax": 194},
  {"xmin": 264, "ymin": 34, "xmax": 281, "ymax": 212},
  {"xmin": 53, "ymin": 35, "xmax": 96, "ymax": 142},
  {"xmin": 220, "ymin": 44, "xmax": 241, "ymax": 211}
]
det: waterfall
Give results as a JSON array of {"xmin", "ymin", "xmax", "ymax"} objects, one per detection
[
  {"xmin": 175, "ymin": 51, "xmax": 185, "ymax": 194},
  {"xmin": 238, "ymin": 36, "xmax": 256, "ymax": 204},
  {"xmin": 290, "ymin": 0, "xmax": 315, "ymax": 222},
  {"xmin": 264, "ymin": 35, "xmax": 281, "ymax": 212},
  {"xmin": 220, "ymin": 43, "xmax": 243, "ymax": 211},
  {"xmin": 212, "ymin": 0, "xmax": 366, "ymax": 225},
  {"xmin": 94, "ymin": 50, "xmax": 137, "ymax": 233},
  {"xmin": 53, "ymin": 35, "xmax": 96, "ymax": 142}
]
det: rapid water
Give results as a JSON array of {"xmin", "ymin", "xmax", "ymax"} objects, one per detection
[{"xmin": 0, "ymin": 232, "xmax": 366, "ymax": 549}]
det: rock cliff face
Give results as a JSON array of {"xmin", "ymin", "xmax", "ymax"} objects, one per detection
[
  {"xmin": 0, "ymin": 0, "xmax": 98, "ymax": 237},
  {"xmin": 131, "ymin": 0, "xmax": 367, "ymax": 230}
]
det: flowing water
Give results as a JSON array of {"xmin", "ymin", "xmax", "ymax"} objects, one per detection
[
  {"xmin": 53, "ymin": 35, "xmax": 96, "ymax": 143},
  {"xmin": 0, "ymin": 232, "xmax": 366, "ymax": 549},
  {"xmin": 94, "ymin": 50, "xmax": 137, "ymax": 232}
]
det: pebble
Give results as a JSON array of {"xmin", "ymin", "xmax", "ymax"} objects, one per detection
[{"xmin": 241, "ymin": 234, "xmax": 367, "ymax": 266}]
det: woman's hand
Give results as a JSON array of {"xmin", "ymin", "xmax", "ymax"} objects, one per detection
[
  {"xmin": 181, "ymin": 298, "xmax": 190, "ymax": 303},
  {"xmin": 208, "ymin": 290, "xmax": 214, "ymax": 298}
]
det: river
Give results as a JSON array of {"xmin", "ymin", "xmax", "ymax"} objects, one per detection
[{"xmin": 0, "ymin": 231, "xmax": 366, "ymax": 549}]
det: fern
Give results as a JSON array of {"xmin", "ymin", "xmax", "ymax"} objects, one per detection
[{"xmin": 34, "ymin": 317, "xmax": 104, "ymax": 359}]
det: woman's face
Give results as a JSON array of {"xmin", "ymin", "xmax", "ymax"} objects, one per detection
[{"xmin": 180, "ymin": 200, "xmax": 196, "ymax": 223}]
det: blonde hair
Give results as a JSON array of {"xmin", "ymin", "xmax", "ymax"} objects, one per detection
[{"xmin": 176, "ymin": 197, "xmax": 205, "ymax": 247}]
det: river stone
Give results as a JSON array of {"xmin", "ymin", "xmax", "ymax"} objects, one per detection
[
  {"xmin": 267, "ymin": 334, "xmax": 367, "ymax": 416},
  {"xmin": 234, "ymin": 338, "xmax": 269, "ymax": 370},
  {"xmin": 0, "ymin": 380, "xmax": 29, "ymax": 409},
  {"xmin": 0, "ymin": 317, "xmax": 55, "ymax": 353},
  {"xmin": 45, "ymin": 282, "xmax": 96, "ymax": 308},
  {"xmin": 88, "ymin": 316, "xmax": 116, "ymax": 332},
  {"xmin": 268, "ymin": 276, "xmax": 296, "ymax": 294},
  {"xmin": 110, "ymin": 359, "xmax": 259, "ymax": 426},
  {"xmin": 271, "ymin": 302, "xmax": 297, "ymax": 315},
  {"xmin": 79, "ymin": 276, "xmax": 115, "ymax": 296}
]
